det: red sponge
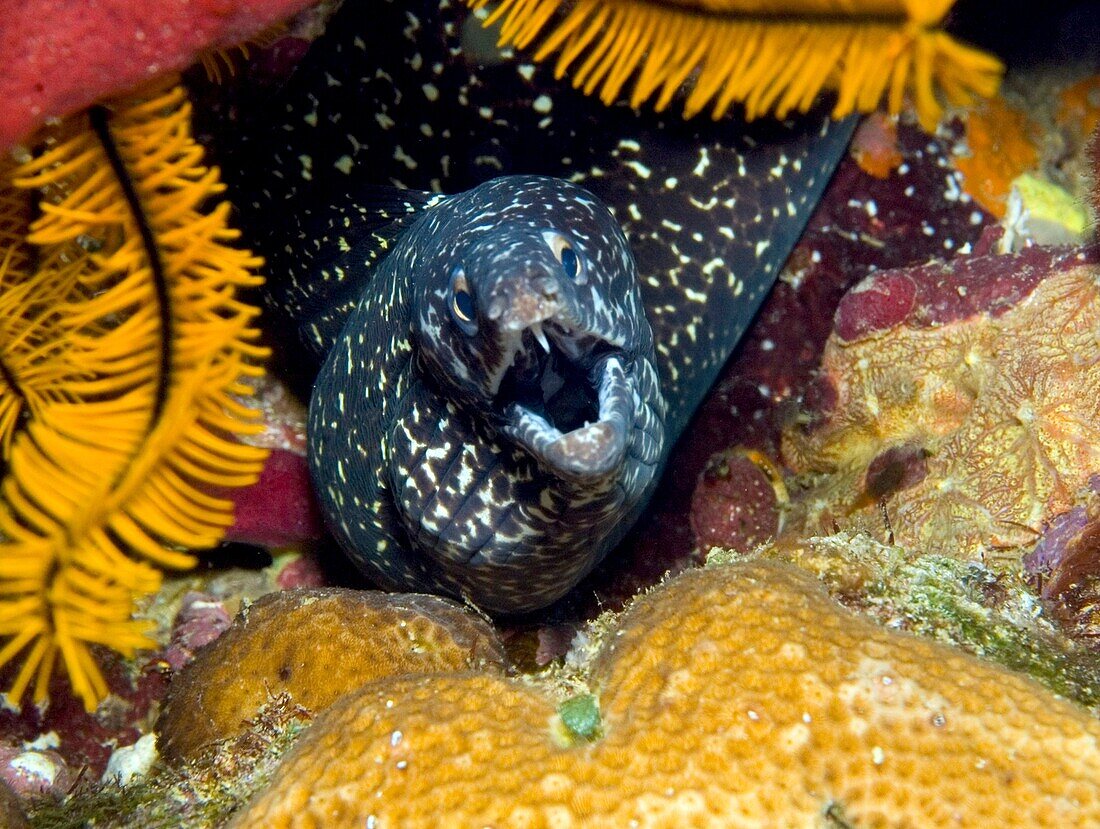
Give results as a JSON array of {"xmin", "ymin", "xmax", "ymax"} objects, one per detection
[{"xmin": 0, "ymin": 0, "xmax": 314, "ymax": 149}]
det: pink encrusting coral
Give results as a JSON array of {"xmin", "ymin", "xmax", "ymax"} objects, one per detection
[
  {"xmin": 781, "ymin": 245, "xmax": 1100, "ymax": 568},
  {"xmin": 830, "ymin": 244, "xmax": 1066, "ymax": 338},
  {"xmin": 217, "ymin": 373, "xmax": 326, "ymax": 548},
  {"xmin": 0, "ymin": 0, "xmax": 317, "ymax": 149}
]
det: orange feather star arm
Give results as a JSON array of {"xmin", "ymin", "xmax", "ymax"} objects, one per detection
[
  {"xmin": 469, "ymin": 0, "xmax": 1003, "ymax": 129},
  {"xmin": 0, "ymin": 77, "xmax": 269, "ymax": 711}
]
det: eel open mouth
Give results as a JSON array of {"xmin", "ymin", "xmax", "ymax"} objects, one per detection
[{"xmin": 496, "ymin": 321, "xmax": 635, "ymax": 479}]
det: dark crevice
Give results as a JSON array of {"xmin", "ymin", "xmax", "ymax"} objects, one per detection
[
  {"xmin": 0, "ymin": 304, "xmax": 29, "ymax": 477},
  {"xmin": 0, "ymin": 347, "xmax": 21, "ymax": 402},
  {"xmin": 0, "ymin": 352, "xmax": 24, "ymax": 434}
]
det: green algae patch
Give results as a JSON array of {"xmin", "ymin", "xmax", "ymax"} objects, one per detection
[
  {"xmin": 549, "ymin": 693, "xmax": 602, "ymax": 747},
  {"xmin": 864, "ymin": 553, "xmax": 1100, "ymax": 708},
  {"xmin": 1011, "ymin": 172, "xmax": 1089, "ymax": 241},
  {"xmin": 558, "ymin": 693, "xmax": 601, "ymax": 741}
]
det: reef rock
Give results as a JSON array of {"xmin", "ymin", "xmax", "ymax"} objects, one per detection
[
  {"xmin": 230, "ymin": 561, "xmax": 1100, "ymax": 828},
  {"xmin": 0, "ymin": 780, "xmax": 28, "ymax": 829},
  {"xmin": 1025, "ymin": 493, "xmax": 1100, "ymax": 646},
  {"xmin": 690, "ymin": 449, "xmax": 782, "ymax": 554},
  {"xmin": 782, "ymin": 245, "xmax": 1100, "ymax": 569}
]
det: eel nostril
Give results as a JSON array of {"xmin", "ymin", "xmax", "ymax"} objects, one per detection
[{"xmin": 536, "ymin": 276, "xmax": 558, "ymax": 300}]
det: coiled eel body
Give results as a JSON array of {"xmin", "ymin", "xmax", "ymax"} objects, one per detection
[{"xmin": 217, "ymin": 0, "xmax": 855, "ymax": 613}]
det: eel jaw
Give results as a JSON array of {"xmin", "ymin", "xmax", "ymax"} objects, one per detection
[{"xmin": 496, "ymin": 323, "xmax": 635, "ymax": 480}]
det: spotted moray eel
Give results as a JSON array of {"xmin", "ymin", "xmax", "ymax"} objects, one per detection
[{"xmin": 216, "ymin": 0, "xmax": 855, "ymax": 613}]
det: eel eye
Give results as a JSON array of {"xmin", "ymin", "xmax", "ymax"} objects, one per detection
[
  {"xmin": 449, "ymin": 267, "xmax": 477, "ymax": 334},
  {"xmin": 560, "ymin": 246, "xmax": 579, "ymax": 280},
  {"xmin": 542, "ymin": 230, "xmax": 586, "ymax": 284}
]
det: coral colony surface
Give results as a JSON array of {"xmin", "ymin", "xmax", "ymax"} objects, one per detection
[
  {"xmin": 1, "ymin": 0, "xmax": 1100, "ymax": 827},
  {"xmin": 232, "ymin": 563, "xmax": 1100, "ymax": 828}
]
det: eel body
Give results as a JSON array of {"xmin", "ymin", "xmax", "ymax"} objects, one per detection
[
  {"xmin": 309, "ymin": 176, "xmax": 666, "ymax": 612},
  {"xmin": 217, "ymin": 0, "xmax": 855, "ymax": 613}
]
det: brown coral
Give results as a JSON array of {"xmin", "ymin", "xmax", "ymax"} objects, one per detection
[
  {"xmin": 782, "ymin": 246, "xmax": 1100, "ymax": 567},
  {"xmin": 231, "ymin": 561, "xmax": 1100, "ymax": 828},
  {"xmin": 156, "ymin": 589, "xmax": 506, "ymax": 762}
]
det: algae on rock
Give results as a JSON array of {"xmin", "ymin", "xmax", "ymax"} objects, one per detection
[{"xmin": 717, "ymin": 533, "xmax": 1100, "ymax": 709}]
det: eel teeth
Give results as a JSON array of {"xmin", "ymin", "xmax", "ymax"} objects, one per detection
[
  {"xmin": 499, "ymin": 354, "xmax": 634, "ymax": 480},
  {"xmin": 530, "ymin": 322, "xmax": 551, "ymax": 353}
]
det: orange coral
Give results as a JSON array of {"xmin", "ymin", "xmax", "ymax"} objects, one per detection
[
  {"xmin": 851, "ymin": 113, "xmax": 904, "ymax": 179},
  {"xmin": 782, "ymin": 248, "xmax": 1100, "ymax": 567},
  {"xmin": 956, "ymin": 96, "xmax": 1040, "ymax": 217},
  {"xmin": 1057, "ymin": 75, "xmax": 1100, "ymax": 146},
  {"xmin": 231, "ymin": 561, "xmax": 1100, "ymax": 828},
  {"xmin": 156, "ymin": 589, "xmax": 506, "ymax": 762}
]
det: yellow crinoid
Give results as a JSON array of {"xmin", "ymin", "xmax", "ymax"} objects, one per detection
[
  {"xmin": 0, "ymin": 77, "xmax": 269, "ymax": 711},
  {"xmin": 470, "ymin": 0, "xmax": 1003, "ymax": 129}
]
